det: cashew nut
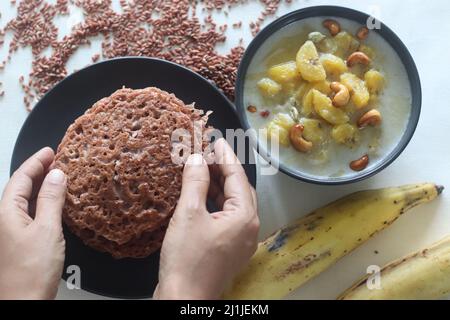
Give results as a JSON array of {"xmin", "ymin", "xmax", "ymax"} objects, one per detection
[
  {"xmin": 349, "ymin": 154, "xmax": 369, "ymax": 171},
  {"xmin": 347, "ymin": 51, "xmax": 371, "ymax": 67},
  {"xmin": 356, "ymin": 27, "xmax": 369, "ymax": 41},
  {"xmin": 289, "ymin": 124, "xmax": 313, "ymax": 153},
  {"xmin": 356, "ymin": 27, "xmax": 369, "ymax": 40},
  {"xmin": 247, "ymin": 105, "xmax": 257, "ymax": 113},
  {"xmin": 322, "ymin": 19, "xmax": 341, "ymax": 36},
  {"xmin": 358, "ymin": 109, "xmax": 382, "ymax": 128},
  {"xmin": 330, "ymin": 82, "xmax": 350, "ymax": 107}
]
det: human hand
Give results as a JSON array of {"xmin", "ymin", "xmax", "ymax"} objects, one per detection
[
  {"xmin": 0, "ymin": 147, "xmax": 67, "ymax": 300},
  {"xmin": 155, "ymin": 138, "xmax": 259, "ymax": 300}
]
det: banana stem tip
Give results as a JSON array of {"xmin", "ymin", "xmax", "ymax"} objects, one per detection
[{"xmin": 436, "ymin": 185, "xmax": 444, "ymax": 195}]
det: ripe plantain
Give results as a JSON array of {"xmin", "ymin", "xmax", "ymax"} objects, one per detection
[
  {"xmin": 338, "ymin": 235, "xmax": 450, "ymax": 300},
  {"xmin": 223, "ymin": 183, "xmax": 443, "ymax": 299},
  {"xmin": 296, "ymin": 40, "xmax": 326, "ymax": 82}
]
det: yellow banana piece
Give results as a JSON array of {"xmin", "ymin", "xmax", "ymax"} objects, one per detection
[
  {"xmin": 339, "ymin": 235, "xmax": 450, "ymax": 300},
  {"xmin": 223, "ymin": 183, "xmax": 443, "ymax": 299}
]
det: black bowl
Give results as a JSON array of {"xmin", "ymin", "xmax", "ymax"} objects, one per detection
[
  {"xmin": 235, "ymin": 5, "xmax": 421, "ymax": 185},
  {"xmin": 10, "ymin": 57, "xmax": 256, "ymax": 298}
]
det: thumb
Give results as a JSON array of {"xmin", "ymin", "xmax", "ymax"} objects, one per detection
[
  {"xmin": 35, "ymin": 169, "xmax": 67, "ymax": 228},
  {"xmin": 177, "ymin": 153, "xmax": 210, "ymax": 213}
]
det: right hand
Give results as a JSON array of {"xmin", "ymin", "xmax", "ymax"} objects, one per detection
[{"xmin": 155, "ymin": 138, "xmax": 259, "ymax": 299}]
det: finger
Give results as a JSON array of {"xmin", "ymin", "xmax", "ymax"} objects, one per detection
[
  {"xmin": 250, "ymin": 187, "xmax": 258, "ymax": 213},
  {"xmin": 214, "ymin": 138, "xmax": 253, "ymax": 213},
  {"xmin": 29, "ymin": 160, "xmax": 59, "ymax": 219},
  {"xmin": 35, "ymin": 169, "xmax": 67, "ymax": 228},
  {"xmin": 177, "ymin": 153, "xmax": 210, "ymax": 213},
  {"xmin": 1, "ymin": 147, "xmax": 55, "ymax": 216}
]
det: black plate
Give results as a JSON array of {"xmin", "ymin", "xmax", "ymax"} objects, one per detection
[
  {"xmin": 235, "ymin": 6, "xmax": 421, "ymax": 185},
  {"xmin": 10, "ymin": 57, "xmax": 256, "ymax": 299}
]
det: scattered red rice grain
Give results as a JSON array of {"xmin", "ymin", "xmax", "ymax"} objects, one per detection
[
  {"xmin": 0, "ymin": 0, "xmax": 286, "ymax": 111},
  {"xmin": 232, "ymin": 21, "xmax": 242, "ymax": 29},
  {"xmin": 91, "ymin": 53, "xmax": 100, "ymax": 63},
  {"xmin": 249, "ymin": 0, "xmax": 285, "ymax": 36},
  {"xmin": 260, "ymin": 110, "xmax": 270, "ymax": 118},
  {"xmin": 0, "ymin": 91, "xmax": 4, "ymax": 97}
]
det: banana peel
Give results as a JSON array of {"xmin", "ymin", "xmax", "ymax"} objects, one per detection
[
  {"xmin": 339, "ymin": 235, "xmax": 450, "ymax": 300},
  {"xmin": 223, "ymin": 183, "xmax": 443, "ymax": 299}
]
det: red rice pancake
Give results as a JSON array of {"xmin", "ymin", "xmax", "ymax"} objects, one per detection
[{"xmin": 55, "ymin": 87, "xmax": 208, "ymax": 258}]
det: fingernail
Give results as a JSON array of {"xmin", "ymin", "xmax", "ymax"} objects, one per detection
[
  {"xmin": 186, "ymin": 153, "xmax": 204, "ymax": 165},
  {"xmin": 47, "ymin": 169, "xmax": 66, "ymax": 184}
]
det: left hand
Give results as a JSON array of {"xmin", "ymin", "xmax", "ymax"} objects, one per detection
[{"xmin": 0, "ymin": 147, "xmax": 67, "ymax": 300}]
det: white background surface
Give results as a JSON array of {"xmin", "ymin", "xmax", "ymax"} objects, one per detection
[{"xmin": 0, "ymin": 0, "xmax": 449, "ymax": 300}]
